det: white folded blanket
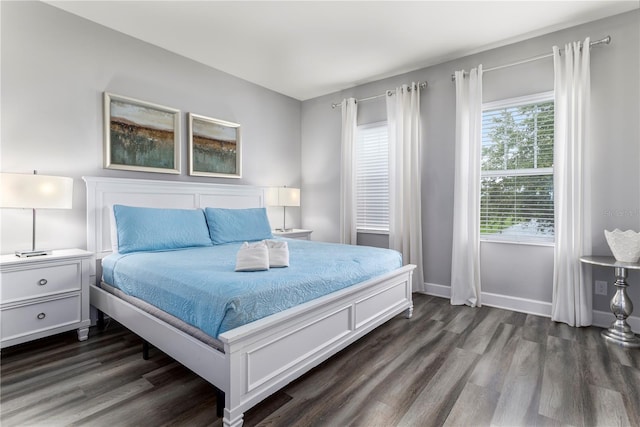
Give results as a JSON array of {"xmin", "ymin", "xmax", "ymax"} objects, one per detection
[
  {"xmin": 267, "ymin": 239, "xmax": 289, "ymax": 268},
  {"xmin": 235, "ymin": 241, "xmax": 269, "ymax": 272}
]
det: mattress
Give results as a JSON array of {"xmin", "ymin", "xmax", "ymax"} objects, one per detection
[
  {"xmin": 99, "ymin": 281, "xmax": 224, "ymax": 351},
  {"xmin": 101, "ymin": 239, "xmax": 402, "ymax": 338}
]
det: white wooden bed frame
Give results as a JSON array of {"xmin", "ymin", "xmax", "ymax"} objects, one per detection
[{"xmin": 84, "ymin": 176, "xmax": 414, "ymax": 427}]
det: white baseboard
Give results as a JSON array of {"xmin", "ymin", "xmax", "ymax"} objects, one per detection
[
  {"xmin": 481, "ymin": 291, "xmax": 552, "ymax": 318},
  {"xmin": 421, "ymin": 282, "xmax": 640, "ymax": 332},
  {"xmin": 423, "ymin": 282, "xmax": 451, "ymax": 299}
]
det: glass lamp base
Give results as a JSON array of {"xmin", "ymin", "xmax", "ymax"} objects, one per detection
[{"xmin": 15, "ymin": 249, "xmax": 51, "ymax": 258}]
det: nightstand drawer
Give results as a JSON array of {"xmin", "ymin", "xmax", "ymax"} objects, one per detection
[
  {"xmin": 1, "ymin": 263, "xmax": 80, "ymax": 303},
  {"xmin": 1, "ymin": 295, "xmax": 81, "ymax": 341}
]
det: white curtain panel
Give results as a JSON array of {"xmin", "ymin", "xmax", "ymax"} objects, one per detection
[
  {"xmin": 451, "ymin": 67, "xmax": 483, "ymax": 307},
  {"xmin": 386, "ymin": 84, "xmax": 425, "ymax": 292},
  {"xmin": 340, "ymin": 98, "xmax": 358, "ymax": 245},
  {"xmin": 551, "ymin": 38, "xmax": 592, "ymax": 327}
]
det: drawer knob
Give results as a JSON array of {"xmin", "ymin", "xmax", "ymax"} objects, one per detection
[
  {"xmin": 38, "ymin": 279, "xmax": 48, "ymax": 286},
  {"xmin": 37, "ymin": 312, "xmax": 46, "ymax": 320}
]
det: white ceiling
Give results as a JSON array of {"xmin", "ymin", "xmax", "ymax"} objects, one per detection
[{"xmin": 46, "ymin": 1, "xmax": 639, "ymax": 101}]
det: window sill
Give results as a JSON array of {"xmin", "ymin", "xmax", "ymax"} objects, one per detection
[
  {"xmin": 357, "ymin": 229, "xmax": 389, "ymax": 235},
  {"xmin": 480, "ymin": 238, "xmax": 554, "ymax": 248}
]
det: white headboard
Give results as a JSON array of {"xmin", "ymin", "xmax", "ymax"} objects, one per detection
[{"xmin": 83, "ymin": 176, "xmax": 266, "ymax": 267}]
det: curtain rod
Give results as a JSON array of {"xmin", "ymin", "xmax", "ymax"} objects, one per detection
[
  {"xmin": 451, "ymin": 35, "xmax": 611, "ymax": 81},
  {"xmin": 331, "ymin": 81, "xmax": 427, "ymax": 109}
]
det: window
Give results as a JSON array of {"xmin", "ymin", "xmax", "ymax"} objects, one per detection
[
  {"xmin": 480, "ymin": 92, "xmax": 554, "ymax": 243},
  {"xmin": 356, "ymin": 122, "xmax": 389, "ymax": 233}
]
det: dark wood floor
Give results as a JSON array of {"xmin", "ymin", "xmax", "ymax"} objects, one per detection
[{"xmin": 2, "ymin": 294, "xmax": 639, "ymax": 426}]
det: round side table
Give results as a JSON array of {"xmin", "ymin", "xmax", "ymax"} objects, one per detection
[{"xmin": 580, "ymin": 256, "xmax": 640, "ymax": 348}]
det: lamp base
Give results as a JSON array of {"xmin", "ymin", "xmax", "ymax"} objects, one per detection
[{"xmin": 15, "ymin": 249, "xmax": 51, "ymax": 258}]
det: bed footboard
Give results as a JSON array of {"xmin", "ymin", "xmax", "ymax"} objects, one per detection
[
  {"xmin": 91, "ymin": 264, "xmax": 413, "ymax": 427},
  {"xmin": 219, "ymin": 264, "xmax": 415, "ymax": 426}
]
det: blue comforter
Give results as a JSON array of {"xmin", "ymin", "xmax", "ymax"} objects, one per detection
[{"xmin": 102, "ymin": 239, "xmax": 402, "ymax": 338}]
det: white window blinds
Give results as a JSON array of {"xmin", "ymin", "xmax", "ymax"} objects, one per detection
[
  {"xmin": 356, "ymin": 122, "xmax": 389, "ymax": 232},
  {"xmin": 481, "ymin": 93, "xmax": 554, "ymax": 243}
]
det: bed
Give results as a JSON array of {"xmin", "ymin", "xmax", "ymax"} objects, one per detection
[{"xmin": 84, "ymin": 176, "xmax": 415, "ymax": 427}]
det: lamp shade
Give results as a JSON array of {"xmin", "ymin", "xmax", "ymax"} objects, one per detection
[
  {"xmin": 266, "ymin": 187, "xmax": 300, "ymax": 207},
  {"xmin": 1, "ymin": 173, "xmax": 73, "ymax": 209}
]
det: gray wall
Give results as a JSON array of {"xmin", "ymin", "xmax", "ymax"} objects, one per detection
[
  {"xmin": 301, "ymin": 10, "xmax": 640, "ymax": 313},
  {"xmin": 0, "ymin": 1, "xmax": 302, "ymax": 254}
]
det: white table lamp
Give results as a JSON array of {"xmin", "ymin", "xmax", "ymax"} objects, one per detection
[
  {"xmin": 266, "ymin": 186, "xmax": 300, "ymax": 232},
  {"xmin": 1, "ymin": 171, "xmax": 73, "ymax": 257}
]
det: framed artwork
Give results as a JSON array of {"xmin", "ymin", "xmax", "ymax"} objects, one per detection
[
  {"xmin": 188, "ymin": 113, "xmax": 241, "ymax": 178},
  {"xmin": 103, "ymin": 92, "xmax": 181, "ymax": 174}
]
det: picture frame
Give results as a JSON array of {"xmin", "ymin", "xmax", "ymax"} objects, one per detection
[
  {"xmin": 188, "ymin": 113, "xmax": 241, "ymax": 178},
  {"xmin": 103, "ymin": 92, "xmax": 181, "ymax": 174}
]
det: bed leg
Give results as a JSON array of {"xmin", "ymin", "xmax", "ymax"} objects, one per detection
[
  {"xmin": 222, "ymin": 409, "xmax": 244, "ymax": 427},
  {"xmin": 142, "ymin": 341, "xmax": 150, "ymax": 360},
  {"xmin": 96, "ymin": 310, "xmax": 105, "ymax": 330},
  {"xmin": 216, "ymin": 389, "xmax": 225, "ymax": 418},
  {"xmin": 404, "ymin": 303, "xmax": 414, "ymax": 319}
]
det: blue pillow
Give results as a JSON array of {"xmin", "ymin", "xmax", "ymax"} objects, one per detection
[
  {"xmin": 113, "ymin": 205, "xmax": 213, "ymax": 254},
  {"xmin": 205, "ymin": 207, "xmax": 273, "ymax": 244}
]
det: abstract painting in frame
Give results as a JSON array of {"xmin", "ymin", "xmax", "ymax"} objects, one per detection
[
  {"xmin": 188, "ymin": 113, "xmax": 241, "ymax": 178},
  {"xmin": 104, "ymin": 92, "xmax": 181, "ymax": 174}
]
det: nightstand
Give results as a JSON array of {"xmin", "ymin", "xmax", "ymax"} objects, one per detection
[
  {"xmin": 0, "ymin": 249, "xmax": 93, "ymax": 349},
  {"xmin": 272, "ymin": 229, "xmax": 313, "ymax": 240}
]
